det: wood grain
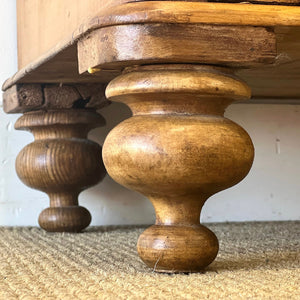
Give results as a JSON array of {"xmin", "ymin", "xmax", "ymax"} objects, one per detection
[
  {"xmin": 3, "ymin": 84, "xmax": 44, "ymax": 113},
  {"xmin": 3, "ymin": 83, "xmax": 108, "ymax": 113},
  {"xmin": 4, "ymin": 2, "xmax": 300, "ymax": 100},
  {"xmin": 17, "ymin": 0, "xmax": 136, "ymax": 68},
  {"xmin": 15, "ymin": 110, "xmax": 106, "ymax": 232},
  {"xmin": 216, "ymin": 0, "xmax": 300, "ymax": 3},
  {"xmin": 84, "ymin": 1, "xmax": 300, "ymax": 28},
  {"xmin": 103, "ymin": 65, "xmax": 254, "ymax": 272},
  {"xmin": 78, "ymin": 24, "xmax": 276, "ymax": 73}
]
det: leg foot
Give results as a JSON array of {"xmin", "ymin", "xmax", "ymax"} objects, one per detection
[
  {"xmin": 138, "ymin": 224, "xmax": 218, "ymax": 273},
  {"xmin": 39, "ymin": 206, "xmax": 91, "ymax": 233},
  {"xmin": 15, "ymin": 109, "xmax": 106, "ymax": 232}
]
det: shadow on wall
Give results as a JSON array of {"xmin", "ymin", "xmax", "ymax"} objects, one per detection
[
  {"xmin": 90, "ymin": 101, "xmax": 132, "ymax": 146},
  {"xmin": 86, "ymin": 101, "xmax": 155, "ymax": 225}
]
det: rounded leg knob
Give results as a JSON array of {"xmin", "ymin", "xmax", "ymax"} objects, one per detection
[
  {"xmin": 138, "ymin": 225, "xmax": 218, "ymax": 273},
  {"xmin": 39, "ymin": 206, "xmax": 91, "ymax": 232}
]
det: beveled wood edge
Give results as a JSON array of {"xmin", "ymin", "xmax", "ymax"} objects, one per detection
[{"xmin": 3, "ymin": 1, "xmax": 300, "ymax": 91}]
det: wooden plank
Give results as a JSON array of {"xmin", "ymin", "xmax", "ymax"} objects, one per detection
[
  {"xmin": 81, "ymin": 1, "xmax": 300, "ymax": 29},
  {"xmin": 16, "ymin": 0, "xmax": 138, "ymax": 69},
  {"xmin": 3, "ymin": 45, "xmax": 120, "ymax": 90},
  {"xmin": 78, "ymin": 24, "xmax": 276, "ymax": 72},
  {"xmin": 2, "ymin": 1, "xmax": 300, "ymax": 101},
  {"xmin": 6, "ymin": 26, "xmax": 300, "ymax": 100},
  {"xmin": 3, "ymin": 84, "xmax": 44, "ymax": 113},
  {"xmin": 17, "ymin": 0, "xmax": 300, "ymax": 69},
  {"xmin": 3, "ymin": 83, "xmax": 108, "ymax": 113},
  {"xmin": 213, "ymin": 0, "xmax": 300, "ymax": 3}
]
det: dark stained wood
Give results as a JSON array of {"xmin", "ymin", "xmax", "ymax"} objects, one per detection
[
  {"xmin": 43, "ymin": 84, "xmax": 108, "ymax": 109},
  {"xmin": 3, "ymin": 84, "xmax": 43, "ymax": 113},
  {"xmin": 78, "ymin": 24, "xmax": 276, "ymax": 72},
  {"xmin": 102, "ymin": 65, "xmax": 254, "ymax": 272},
  {"xmin": 3, "ymin": 83, "xmax": 108, "ymax": 113},
  {"xmin": 15, "ymin": 109, "xmax": 106, "ymax": 232}
]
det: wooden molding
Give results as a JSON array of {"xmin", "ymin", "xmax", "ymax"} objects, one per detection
[{"xmin": 78, "ymin": 24, "xmax": 276, "ymax": 73}]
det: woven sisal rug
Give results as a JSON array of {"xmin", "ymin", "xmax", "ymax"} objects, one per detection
[{"xmin": 0, "ymin": 222, "xmax": 299, "ymax": 299}]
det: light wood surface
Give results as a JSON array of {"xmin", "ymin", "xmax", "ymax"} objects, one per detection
[
  {"xmin": 17, "ymin": 0, "xmax": 134, "ymax": 68},
  {"xmin": 82, "ymin": 1, "xmax": 300, "ymax": 28},
  {"xmin": 78, "ymin": 24, "xmax": 276, "ymax": 72},
  {"xmin": 103, "ymin": 65, "xmax": 254, "ymax": 272},
  {"xmin": 4, "ymin": 2, "xmax": 300, "ymax": 101}
]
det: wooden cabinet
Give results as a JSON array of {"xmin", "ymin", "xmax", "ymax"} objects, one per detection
[{"xmin": 17, "ymin": 0, "xmax": 130, "ymax": 68}]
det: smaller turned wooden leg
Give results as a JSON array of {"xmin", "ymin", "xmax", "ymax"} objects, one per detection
[
  {"xmin": 15, "ymin": 109, "xmax": 106, "ymax": 232},
  {"xmin": 103, "ymin": 65, "xmax": 255, "ymax": 272}
]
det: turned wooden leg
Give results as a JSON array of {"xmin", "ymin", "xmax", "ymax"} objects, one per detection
[
  {"xmin": 15, "ymin": 109, "xmax": 106, "ymax": 232},
  {"xmin": 103, "ymin": 65, "xmax": 254, "ymax": 272}
]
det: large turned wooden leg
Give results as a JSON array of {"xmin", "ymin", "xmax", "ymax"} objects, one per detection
[
  {"xmin": 103, "ymin": 65, "xmax": 254, "ymax": 272},
  {"xmin": 15, "ymin": 109, "xmax": 106, "ymax": 232},
  {"xmin": 77, "ymin": 16, "xmax": 276, "ymax": 271}
]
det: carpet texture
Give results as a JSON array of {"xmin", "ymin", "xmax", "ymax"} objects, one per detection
[{"xmin": 0, "ymin": 222, "xmax": 299, "ymax": 299}]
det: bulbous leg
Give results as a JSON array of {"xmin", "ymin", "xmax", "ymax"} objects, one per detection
[
  {"xmin": 15, "ymin": 109, "xmax": 106, "ymax": 232},
  {"xmin": 138, "ymin": 225, "xmax": 218, "ymax": 273},
  {"xmin": 138, "ymin": 195, "xmax": 219, "ymax": 272},
  {"xmin": 103, "ymin": 65, "xmax": 254, "ymax": 272},
  {"xmin": 39, "ymin": 204, "xmax": 91, "ymax": 233}
]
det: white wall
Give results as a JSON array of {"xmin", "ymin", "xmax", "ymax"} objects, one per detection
[{"xmin": 0, "ymin": 1, "xmax": 299, "ymax": 226}]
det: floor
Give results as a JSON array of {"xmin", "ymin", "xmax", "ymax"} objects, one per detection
[{"xmin": 0, "ymin": 222, "xmax": 299, "ymax": 299}]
